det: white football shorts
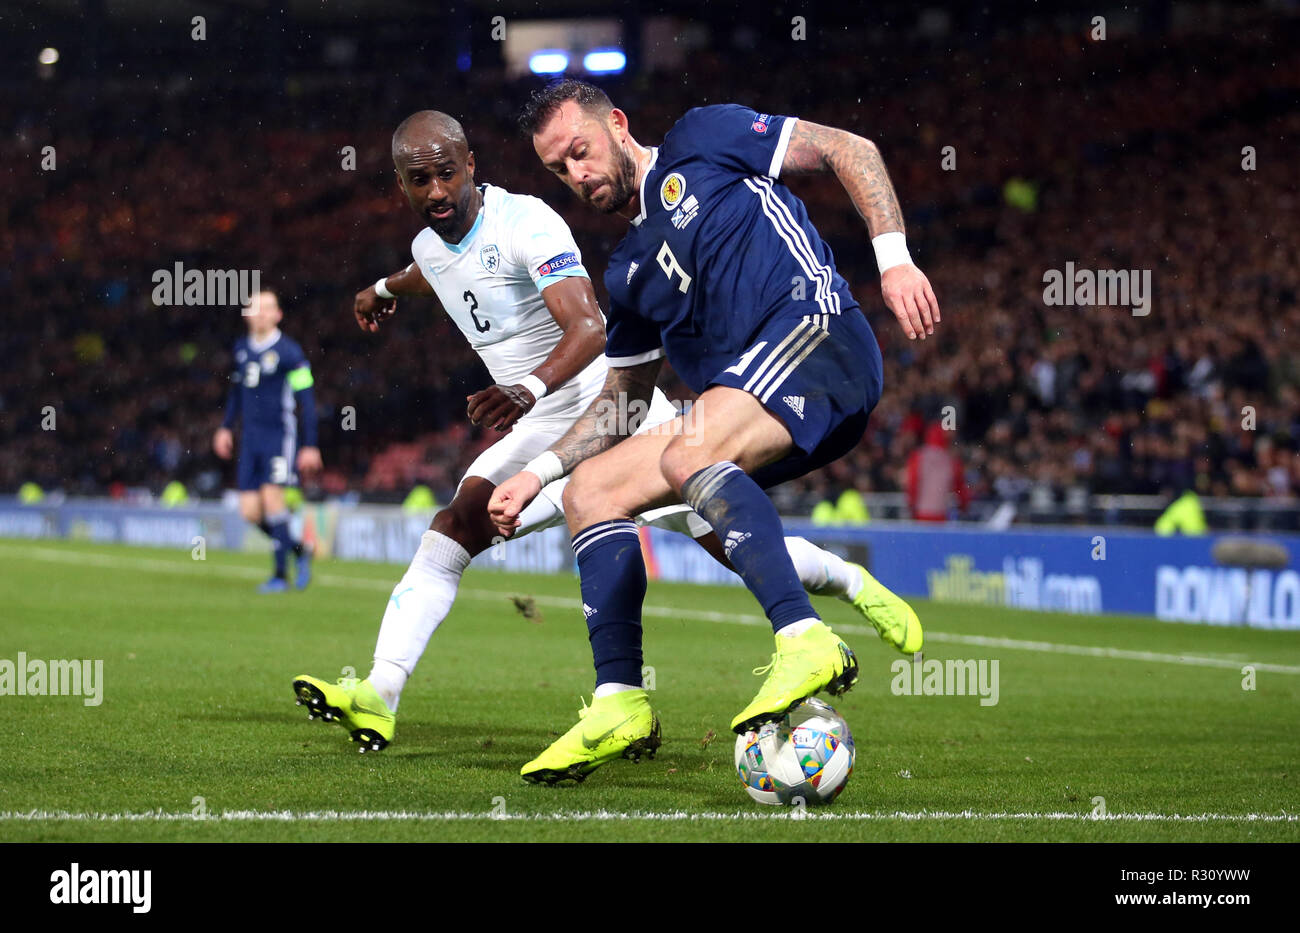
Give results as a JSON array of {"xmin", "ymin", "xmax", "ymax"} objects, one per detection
[{"xmin": 459, "ymin": 387, "xmax": 712, "ymax": 540}]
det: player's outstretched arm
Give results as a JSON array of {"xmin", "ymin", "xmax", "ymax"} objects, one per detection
[
  {"xmin": 487, "ymin": 358, "xmax": 661, "ymax": 535},
  {"xmin": 354, "ymin": 262, "xmax": 434, "ymax": 332},
  {"xmin": 466, "ymin": 276, "xmax": 606, "ymax": 432},
  {"xmin": 781, "ymin": 120, "xmax": 940, "ymax": 341}
]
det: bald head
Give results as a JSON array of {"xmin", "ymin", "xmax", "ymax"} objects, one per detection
[
  {"xmin": 391, "ymin": 110, "xmax": 480, "ymax": 242},
  {"xmin": 392, "ymin": 110, "xmax": 468, "ymax": 164}
]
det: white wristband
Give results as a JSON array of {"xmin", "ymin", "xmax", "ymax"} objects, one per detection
[
  {"xmin": 872, "ymin": 232, "xmax": 913, "ymax": 274},
  {"xmin": 374, "ymin": 276, "xmax": 395, "ymax": 300},
  {"xmin": 523, "ymin": 451, "xmax": 564, "ymax": 487},
  {"xmin": 518, "ymin": 374, "xmax": 548, "ymax": 403}
]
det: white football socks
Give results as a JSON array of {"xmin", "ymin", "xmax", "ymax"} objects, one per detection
[
  {"xmin": 367, "ymin": 659, "xmax": 406, "ymax": 712},
  {"xmin": 369, "ymin": 530, "xmax": 471, "ymax": 711},
  {"xmin": 784, "ymin": 536, "xmax": 863, "ymax": 601}
]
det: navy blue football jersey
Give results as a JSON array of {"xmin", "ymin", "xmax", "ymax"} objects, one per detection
[
  {"xmin": 224, "ymin": 330, "xmax": 316, "ymax": 446},
  {"xmin": 602, "ymin": 104, "xmax": 863, "ymax": 391}
]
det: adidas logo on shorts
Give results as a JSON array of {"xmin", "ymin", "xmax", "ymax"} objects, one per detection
[
  {"xmin": 582, "ymin": 602, "xmax": 597, "ymax": 619},
  {"xmin": 783, "ymin": 395, "xmax": 806, "ymax": 419}
]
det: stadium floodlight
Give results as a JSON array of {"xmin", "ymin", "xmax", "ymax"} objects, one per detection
[
  {"xmin": 528, "ymin": 50, "xmax": 569, "ymax": 75},
  {"xmin": 582, "ymin": 48, "xmax": 626, "ymax": 74},
  {"xmin": 38, "ymin": 47, "xmax": 59, "ymax": 65}
]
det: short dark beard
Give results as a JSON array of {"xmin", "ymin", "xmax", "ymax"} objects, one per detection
[
  {"xmin": 600, "ymin": 142, "xmax": 638, "ymax": 215},
  {"xmin": 432, "ymin": 184, "xmax": 478, "ymax": 242},
  {"xmin": 430, "ymin": 208, "xmax": 462, "ymax": 239}
]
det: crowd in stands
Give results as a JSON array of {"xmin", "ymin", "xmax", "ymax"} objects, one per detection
[{"xmin": 3, "ymin": 10, "xmax": 1298, "ymax": 521}]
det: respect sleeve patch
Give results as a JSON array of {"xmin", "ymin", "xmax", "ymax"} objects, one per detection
[{"xmin": 536, "ymin": 252, "xmax": 580, "ymax": 278}]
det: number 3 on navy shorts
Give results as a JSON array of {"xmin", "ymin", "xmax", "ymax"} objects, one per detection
[{"xmin": 269, "ymin": 456, "xmax": 290, "ymax": 485}]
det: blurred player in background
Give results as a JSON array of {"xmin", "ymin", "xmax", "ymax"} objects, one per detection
[
  {"xmin": 291, "ymin": 111, "xmax": 904, "ymax": 755},
  {"xmin": 491, "ymin": 81, "xmax": 934, "ymax": 783},
  {"xmin": 213, "ymin": 290, "xmax": 321, "ymax": 593}
]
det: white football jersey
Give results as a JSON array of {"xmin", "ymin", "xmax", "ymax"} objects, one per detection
[{"xmin": 411, "ymin": 183, "xmax": 606, "ymax": 426}]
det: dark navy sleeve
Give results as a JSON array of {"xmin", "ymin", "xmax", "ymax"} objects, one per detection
[
  {"xmin": 274, "ymin": 338, "xmax": 299, "ymax": 369},
  {"xmin": 669, "ymin": 104, "xmax": 797, "ymax": 179},
  {"xmin": 294, "ymin": 384, "xmax": 318, "ymax": 448},
  {"xmin": 604, "ymin": 300, "xmax": 665, "ymax": 368}
]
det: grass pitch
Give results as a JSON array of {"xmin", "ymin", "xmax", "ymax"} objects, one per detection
[{"xmin": 1, "ymin": 539, "xmax": 1297, "ymax": 842}]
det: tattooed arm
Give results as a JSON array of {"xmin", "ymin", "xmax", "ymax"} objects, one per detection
[
  {"xmin": 781, "ymin": 120, "xmax": 906, "ymax": 236},
  {"xmin": 486, "ymin": 358, "xmax": 662, "ymax": 534},
  {"xmin": 548, "ymin": 357, "xmax": 662, "ymax": 473},
  {"xmin": 781, "ymin": 119, "xmax": 940, "ymax": 340}
]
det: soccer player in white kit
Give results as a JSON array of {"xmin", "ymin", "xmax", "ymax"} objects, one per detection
[{"xmin": 292, "ymin": 111, "xmax": 886, "ymax": 753}]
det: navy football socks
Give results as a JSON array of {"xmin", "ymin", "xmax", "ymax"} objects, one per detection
[
  {"xmin": 572, "ymin": 520, "xmax": 646, "ymax": 688},
  {"xmin": 264, "ymin": 511, "xmax": 297, "ymax": 580},
  {"xmin": 681, "ymin": 461, "xmax": 819, "ymax": 633}
]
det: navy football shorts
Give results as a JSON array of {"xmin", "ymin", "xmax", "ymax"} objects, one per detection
[
  {"xmin": 236, "ymin": 432, "xmax": 297, "ymax": 491},
  {"xmin": 707, "ymin": 308, "xmax": 882, "ymax": 489}
]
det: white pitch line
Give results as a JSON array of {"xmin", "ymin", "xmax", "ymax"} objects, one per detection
[
  {"xmin": 454, "ymin": 590, "xmax": 1300, "ymax": 675},
  {"xmin": 917, "ymin": 631, "xmax": 1300, "ymax": 674},
  {"xmin": 5, "ymin": 544, "xmax": 1300, "ymax": 675},
  {"xmin": 0, "ymin": 809, "xmax": 1295, "ymax": 824}
]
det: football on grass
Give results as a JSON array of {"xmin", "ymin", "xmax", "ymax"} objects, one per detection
[{"xmin": 734, "ymin": 697, "xmax": 855, "ymax": 806}]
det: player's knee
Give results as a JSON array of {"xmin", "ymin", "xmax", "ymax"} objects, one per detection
[
  {"xmin": 431, "ymin": 505, "xmax": 486, "ymax": 553},
  {"xmin": 560, "ymin": 464, "xmax": 589, "ymax": 519},
  {"xmin": 563, "ymin": 461, "xmax": 616, "ymax": 526},
  {"xmin": 659, "ymin": 440, "xmax": 709, "ymax": 493},
  {"xmin": 239, "ymin": 500, "xmax": 261, "ymax": 523}
]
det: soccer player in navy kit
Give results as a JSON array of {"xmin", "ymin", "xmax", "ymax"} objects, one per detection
[
  {"xmin": 292, "ymin": 111, "xmax": 900, "ymax": 756},
  {"xmin": 492, "ymin": 81, "xmax": 938, "ymax": 783},
  {"xmin": 213, "ymin": 290, "xmax": 322, "ymax": 592}
]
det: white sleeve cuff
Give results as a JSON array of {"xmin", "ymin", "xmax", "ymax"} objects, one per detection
[
  {"xmin": 523, "ymin": 451, "xmax": 565, "ymax": 487},
  {"xmin": 871, "ymin": 232, "xmax": 913, "ymax": 274},
  {"xmin": 518, "ymin": 374, "xmax": 548, "ymax": 402},
  {"xmin": 768, "ymin": 117, "xmax": 797, "ymax": 179}
]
